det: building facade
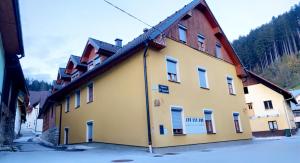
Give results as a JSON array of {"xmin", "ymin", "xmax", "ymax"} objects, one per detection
[
  {"xmin": 290, "ymin": 90, "xmax": 300, "ymax": 128},
  {"xmin": 40, "ymin": 0, "xmax": 252, "ymax": 148},
  {"xmin": 0, "ymin": 0, "xmax": 28, "ymax": 145},
  {"xmin": 244, "ymin": 71, "xmax": 297, "ymax": 137}
]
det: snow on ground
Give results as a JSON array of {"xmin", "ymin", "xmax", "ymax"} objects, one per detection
[{"xmin": 1, "ymin": 128, "xmax": 300, "ymax": 163}]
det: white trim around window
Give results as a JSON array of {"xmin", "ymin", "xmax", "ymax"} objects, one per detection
[
  {"xmin": 232, "ymin": 112, "xmax": 243, "ymax": 132},
  {"xmin": 75, "ymin": 89, "xmax": 80, "ymax": 108},
  {"xmin": 86, "ymin": 82, "xmax": 94, "ymax": 103},
  {"xmin": 169, "ymin": 105, "xmax": 186, "ymax": 135},
  {"xmin": 65, "ymin": 96, "xmax": 70, "ymax": 113},
  {"xmin": 197, "ymin": 66, "xmax": 209, "ymax": 89},
  {"xmin": 203, "ymin": 109, "xmax": 217, "ymax": 133},
  {"xmin": 226, "ymin": 75, "xmax": 236, "ymax": 95},
  {"xmin": 165, "ymin": 56, "xmax": 181, "ymax": 83}
]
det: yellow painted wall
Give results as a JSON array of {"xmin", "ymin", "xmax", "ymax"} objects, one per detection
[
  {"xmin": 58, "ymin": 51, "xmax": 148, "ymax": 146},
  {"xmin": 55, "ymin": 38, "xmax": 253, "ymax": 147},
  {"xmin": 147, "ymin": 39, "xmax": 252, "ymax": 147},
  {"xmin": 245, "ymin": 84, "xmax": 296, "ymax": 132}
]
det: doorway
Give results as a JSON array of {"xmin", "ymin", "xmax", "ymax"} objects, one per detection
[{"xmin": 86, "ymin": 121, "xmax": 93, "ymax": 142}]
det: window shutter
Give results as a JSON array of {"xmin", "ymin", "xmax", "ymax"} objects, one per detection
[{"xmin": 171, "ymin": 108, "xmax": 183, "ymax": 130}]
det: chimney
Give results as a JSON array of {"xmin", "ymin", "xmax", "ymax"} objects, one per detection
[
  {"xmin": 115, "ymin": 38, "xmax": 122, "ymax": 47},
  {"xmin": 143, "ymin": 28, "xmax": 149, "ymax": 33}
]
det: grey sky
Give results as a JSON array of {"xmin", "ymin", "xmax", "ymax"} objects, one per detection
[{"xmin": 19, "ymin": 0, "xmax": 300, "ymax": 82}]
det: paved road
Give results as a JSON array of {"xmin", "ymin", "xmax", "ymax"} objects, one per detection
[{"xmin": 1, "ymin": 127, "xmax": 300, "ymax": 163}]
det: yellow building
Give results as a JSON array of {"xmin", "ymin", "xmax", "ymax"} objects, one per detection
[
  {"xmin": 244, "ymin": 71, "xmax": 297, "ymax": 137},
  {"xmin": 40, "ymin": 0, "xmax": 252, "ymax": 149}
]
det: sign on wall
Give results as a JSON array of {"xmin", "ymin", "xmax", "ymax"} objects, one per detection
[
  {"xmin": 158, "ymin": 85, "xmax": 169, "ymax": 94},
  {"xmin": 185, "ymin": 117, "xmax": 206, "ymax": 134}
]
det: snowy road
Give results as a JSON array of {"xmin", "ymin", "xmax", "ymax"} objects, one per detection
[{"xmin": 1, "ymin": 129, "xmax": 300, "ymax": 163}]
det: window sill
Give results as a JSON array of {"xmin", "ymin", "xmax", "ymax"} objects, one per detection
[
  {"xmin": 207, "ymin": 132, "xmax": 216, "ymax": 135},
  {"xmin": 75, "ymin": 106, "xmax": 80, "ymax": 109},
  {"xmin": 229, "ymin": 93, "xmax": 236, "ymax": 96},
  {"xmin": 168, "ymin": 80, "xmax": 181, "ymax": 84},
  {"xmin": 173, "ymin": 134, "xmax": 186, "ymax": 136},
  {"xmin": 87, "ymin": 101, "xmax": 93, "ymax": 104},
  {"xmin": 65, "ymin": 111, "xmax": 69, "ymax": 113},
  {"xmin": 200, "ymin": 87, "xmax": 210, "ymax": 90},
  {"xmin": 236, "ymin": 131, "xmax": 243, "ymax": 134}
]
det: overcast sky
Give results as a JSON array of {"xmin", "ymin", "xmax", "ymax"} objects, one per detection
[{"xmin": 19, "ymin": 0, "xmax": 300, "ymax": 82}]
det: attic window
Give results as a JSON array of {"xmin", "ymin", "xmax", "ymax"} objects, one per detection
[
  {"xmin": 215, "ymin": 43, "xmax": 222, "ymax": 58},
  {"xmin": 178, "ymin": 25, "xmax": 187, "ymax": 44}
]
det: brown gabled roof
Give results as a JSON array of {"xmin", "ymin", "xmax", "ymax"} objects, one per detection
[
  {"xmin": 40, "ymin": 0, "xmax": 246, "ymax": 117},
  {"xmin": 246, "ymin": 71, "xmax": 297, "ymax": 104}
]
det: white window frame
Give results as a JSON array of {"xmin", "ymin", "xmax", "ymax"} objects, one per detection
[
  {"xmin": 165, "ymin": 56, "xmax": 181, "ymax": 83},
  {"xmin": 71, "ymin": 70, "xmax": 80, "ymax": 81},
  {"xmin": 75, "ymin": 90, "xmax": 80, "ymax": 108},
  {"xmin": 197, "ymin": 34, "xmax": 206, "ymax": 51},
  {"xmin": 178, "ymin": 24, "xmax": 187, "ymax": 43},
  {"xmin": 86, "ymin": 120, "xmax": 94, "ymax": 142},
  {"xmin": 203, "ymin": 109, "xmax": 217, "ymax": 133},
  {"xmin": 65, "ymin": 96, "xmax": 70, "ymax": 113},
  {"xmin": 64, "ymin": 127, "xmax": 69, "ymax": 145},
  {"xmin": 170, "ymin": 105, "xmax": 186, "ymax": 135},
  {"xmin": 226, "ymin": 75, "xmax": 236, "ymax": 95},
  {"xmin": 86, "ymin": 82, "xmax": 94, "ymax": 103},
  {"xmin": 216, "ymin": 42, "xmax": 222, "ymax": 58},
  {"xmin": 88, "ymin": 61, "xmax": 94, "ymax": 70},
  {"xmin": 197, "ymin": 66, "xmax": 209, "ymax": 89},
  {"xmin": 232, "ymin": 112, "xmax": 243, "ymax": 133}
]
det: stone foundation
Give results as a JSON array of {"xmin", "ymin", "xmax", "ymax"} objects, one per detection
[{"xmin": 40, "ymin": 127, "xmax": 59, "ymax": 146}]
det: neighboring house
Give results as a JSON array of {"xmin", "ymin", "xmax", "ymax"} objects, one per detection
[
  {"xmin": 290, "ymin": 89, "xmax": 300, "ymax": 128},
  {"xmin": 26, "ymin": 91, "xmax": 50, "ymax": 134},
  {"xmin": 0, "ymin": 0, "xmax": 28, "ymax": 145},
  {"xmin": 244, "ymin": 71, "xmax": 297, "ymax": 137},
  {"xmin": 40, "ymin": 0, "xmax": 253, "ymax": 149}
]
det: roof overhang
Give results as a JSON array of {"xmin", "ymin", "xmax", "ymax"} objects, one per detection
[{"xmin": 0, "ymin": 0, "xmax": 24, "ymax": 56}]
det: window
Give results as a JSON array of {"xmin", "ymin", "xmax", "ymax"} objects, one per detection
[
  {"xmin": 75, "ymin": 90, "xmax": 80, "ymax": 108},
  {"xmin": 94, "ymin": 56, "xmax": 101, "ymax": 65},
  {"xmin": 71, "ymin": 71, "xmax": 80, "ymax": 81},
  {"xmin": 227, "ymin": 77, "xmax": 235, "ymax": 95},
  {"xmin": 233, "ymin": 113, "xmax": 242, "ymax": 133},
  {"xmin": 159, "ymin": 125, "xmax": 165, "ymax": 135},
  {"xmin": 268, "ymin": 121, "xmax": 278, "ymax": 131},
  {"xmin": 204, "ymin": 110, "xmax": 215, "ymax": 134},
  {"xmin": 244, "ymin": 87, "xmax": 249, "ymax": 94},
  {"xmin": 178, "ymin": 25, "xmax": 187, "ymax": 43},
  {"xmin": 198, "ymin": 34, "xmax": 205, "ymax": 51},
  {"xmin": 166, "ymin": 58, "xmax": 179, "ymax": 82},
  {"xmin": 247, "ymin": 103, "xmax": 253, "ymax": 110},
  {"xmin": 216, "ymin": 43, "xmax": 222, "ymax": 58},
  {"xmin": 87, "ymin": 83, "xmax": 94, "ymax": 103},
  {"xmin": 171, "ymin": 107, "xmax": 184, "ymax": 135},
  {"xmin": 198, "ymin": 68, "xmax": 208, "ymax": 89},
  {"xmin": 65, "ymin": 96, "xmax": 70, "ymax": 113},
  {"xmin": 264, "ymin": 100, "xmax": 273, "ymax": 110},
  {"xmin": 88, "ymin": 61, "xmax": 94, "ymax": 70}
]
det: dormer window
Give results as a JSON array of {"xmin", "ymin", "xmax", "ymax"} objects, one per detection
[
  {"xmin": 88, "ymin": 61, "xmax": 94, "ymax": 70},
  {"xmin": 178, "ymin": 25, "xmax": 187, "ymax": 44},
  {"xmin": 71, "ymin": 71, "xmax": 80, "ymax": 81},
  {"xmin": 198, "ymin": 34, "xmax": 205, "ymax": 51},
  {"xmin": 215, "ymin": 43, "xmax": 222, "ymax": 58},
  {"xmin": 94, "ymin": 56, "xmax": 101, "ymax": 65}
]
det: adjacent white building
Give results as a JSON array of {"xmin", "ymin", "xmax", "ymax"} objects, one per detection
[{"xmin": 26, "ymin": 91, "xmax": 50, "ymax": 134}]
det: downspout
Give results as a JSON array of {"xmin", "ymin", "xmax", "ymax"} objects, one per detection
[
  {"xmin": 143, "ymin": 42, "xmax": 152, "ymax": 153},
  {"xmin": 58, "ymin": 104, "xmax": 63, "ymax": 145},
  {"xmin": 283, "ymin": 97, "xmax": 294, "ymax": 136}
]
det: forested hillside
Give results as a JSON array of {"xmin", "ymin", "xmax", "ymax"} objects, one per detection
[
  {"xmin": 232, "ymin": 3, "xmax": 300, "ymax": 88},
  {"xmin": 25, "ymin": 79, "xmax": 52, "ymax": 91}
]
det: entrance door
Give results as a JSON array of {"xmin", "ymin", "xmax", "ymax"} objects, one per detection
[
  {"xmin": 87, "ymin": 121, "xmax": 93, "ymax": 142},
  {"xmin": 64, "ymin": 128, "xmax": 69, "ymax": 145}
]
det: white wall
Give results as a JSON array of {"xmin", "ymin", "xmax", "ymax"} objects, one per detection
[
  {"xmin": 26, "ymin": 104, "xmax": 43, "ymax": 133},
  {"xmin": 14, "ymin": 103, "xmax": 21, "ymax": 136}
]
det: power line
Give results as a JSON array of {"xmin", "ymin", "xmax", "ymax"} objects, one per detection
[{"xmin": 103, "ymin": 0, "xmax": 163, "ymax": 34}]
